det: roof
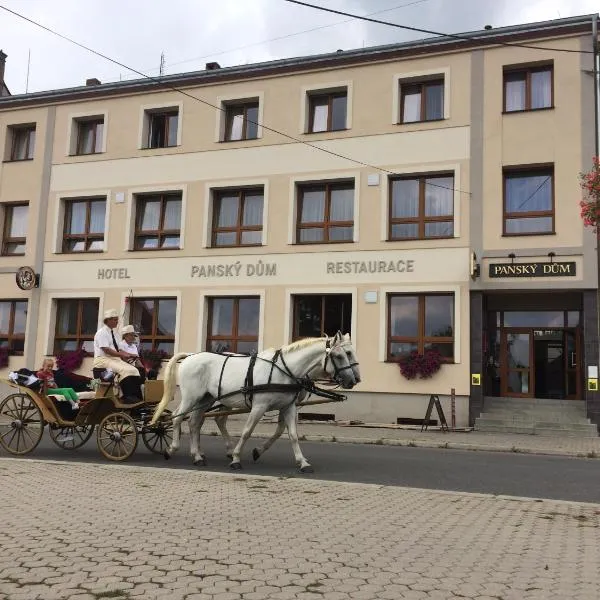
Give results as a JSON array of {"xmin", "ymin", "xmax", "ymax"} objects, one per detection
[{"xmin": 0, "ymin": 13, "xmax": 596, "ymax": 109}]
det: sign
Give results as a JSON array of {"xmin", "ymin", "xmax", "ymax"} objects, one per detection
[
  {"xmin": 421, "ymin": 395, "xmax": 449, "ymax": 432},
  {"xmin": 489, "ymin": 261, "xmax": 576, "ymax": 278},
  {"xmin": 471, "ymin": 374, "xmax": 481, "ymax": 386},
  {"xmin": 588, "ymin": 378, "xmax": 598, "ymax": 392},
  {"xmin": 15, "ymin": 266, "xmax": 39, "ymax": 290}
]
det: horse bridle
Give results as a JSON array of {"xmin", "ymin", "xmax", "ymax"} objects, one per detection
[{"xmin": 322, "ymin": 337, "xmax": 359, "ymax": 385}]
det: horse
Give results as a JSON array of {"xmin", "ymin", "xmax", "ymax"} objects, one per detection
[{"xmin": 150, "ymin": 332, "xmax": 360, "ymax": 472}]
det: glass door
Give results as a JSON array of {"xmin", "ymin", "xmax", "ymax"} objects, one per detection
[
  {"xmin": 565, "ymin": 329, "xmax": 581, "ymax": 399},
  {"xmin": 501, "ymin": 329, "xmax": 533, "ymax": 397}
]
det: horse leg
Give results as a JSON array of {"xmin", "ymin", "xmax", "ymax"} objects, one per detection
[
  {"xmin": 229, "ymin": 404, "xmax": 268, "ymax": 470},
  {"xmin": 165, "ymin": 387, "xmax": 198, "ymax": 459},
  {"xmin": 189, "ymin": 412, "xmax": 207, "ymax": 466},
  {"xmin": 214, "ymin": 414, "xmax": 235, "ymax": 459},
  {"xmin": 282, "ymin": 403, "xmax": 313, "ymax": 473},
  {"xmin": 252, "ymin": 410, "xmax": 286, "ymax": 463}
]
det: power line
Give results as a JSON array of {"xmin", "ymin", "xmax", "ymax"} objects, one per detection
[
  {"xmin": 281, "ymin": 0, "xmax": 594, "ymax": 54},
  {"xmin": 0, "ymin": 3, "xmax": 469, "ymax": 196}
]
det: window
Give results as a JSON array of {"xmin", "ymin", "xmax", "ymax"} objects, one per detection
[
  {"xmin": 387, "ymin": 294, "xmax": 454, "ymax": 361},
  {"xmin": 293, "ymin": 294, "xmax": 351, "ymax": 340},
  {"xmin": 504, "ymin": 65, "xmax": 552, "ymax": 112},
  {"xmin": 75, "ymin": 118, "xmax": 104, "ymax": 155},
  {"xmin": 400, "ymin": 79, "xmax": 444, "ymax": 123},
  {"xmin": 389, "ymin": 175, "xmax": 454, "ymax": 240},
  {"xmin": 54, "ymin": 298, "xmax": 99, "ymax": 354},
  {"xmin": 145, "ymin": 109, "xmax": 178, "ymax": 148},
  {"xmin": 212, "ymin": 188, "xmax": 263, "ymax": 247},
  {"xmin": 134, "ymin": 193, "xmax": 182, "ymax": 250},
  {"xmin": 129, "ymin": 298, "xmax": 177, "ymax": 356},
  {"xmin": 503, "ymin": 168, "xmax": 554, "ymax": 235},
  {"xmin": 63, "ymin": 197, "xmax": 106, "ymax": 253},
  {"xmin": 0, "ymin": 300, "xmax": 28, "ymax": 355},
  {"xmin": 2, "ymin": 204, "xmax": 28, "ymax": 256},
  {"xmin": 308, "ymin": 91, "xmax": 347, "ymax": 133},
  {"xmin": 9, "ymin": 125, "xmax": 36, "ymax": 160},
  {"xmin": 296, "ymin": 182, "xmax": 354, "ymax": 244},
  {"xmin": 224, "ymin": 102, "xmax": 259, "ymax": 141},
  {"xmin": 206, "ymin": 297, "xmax": 260, "ymax": 354}
]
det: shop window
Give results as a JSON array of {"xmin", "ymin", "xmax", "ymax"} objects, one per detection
[
  {"xmin": 8, "ymin": 125, "xmax": 36, "ymax": 160},
  {"xmin": 400, "ymin": 78, "xmax": 444, "ymax": 123},
  {"xmin": 389, "ymin": 174, "xmax": 454, "ymax": 240},
  {"xmin": 129, "ymin": 297, "xmax": 177, "ymax": 356},
  {"xmin": 211, "ymin": 188, "xmax": 263, "ymax": 247},
  {"xmin": 296, "ymin": 181, "xmax": 354, "ymax": 244},
  {"xmin": 504, "ymin": 64, "xmax": 553, "ymax": 112},
  {"xmin": 223, "ymin": 101, "xmax": 259, "ymax": 141},
  {"xmin": 2, "ymin": 203, "xmax": 28, "ymax": 256},
  {"xmin": 134, "ymin": 192, "xmax": 182, "ymax": 250},
  {"xmin": 0, "ymin": 300, "xmax": 28, "ymax": 355},
  {"xmin": 54, "ymin": 298, "xmax": 99, "ymax": 354},
  {"xmin": 307, "ymin": 90, "xmax": 347, "ymax": 132},
  {"xmin": 387, "ymin": 293, "xmax": 454, "ymax": 361},
  {"xmin": 292, "ymin": 294, "xmax": 352, "ymax": 340},
  {"xmin": 62, "ymin": 197, "xmax": 106, "ymax": 253},
  {"xmin": 206, "ymin": 296, "xmax": 260, "ymax": 354},
  {"xmin": 503, "ymin": 167, "xmax": 554, "ymax": 235}
]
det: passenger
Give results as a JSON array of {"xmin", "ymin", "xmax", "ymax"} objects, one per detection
[
  {"xmin": 36, "ymin": 358, "xmax": 80, "ymax": 410},
  {"xmin": 93, "ymin": 309, "xmax": 143, "ymax": 404},
  {"xmin": 119, "ymin": 325, "xmax": 146, "ymax": 382}
]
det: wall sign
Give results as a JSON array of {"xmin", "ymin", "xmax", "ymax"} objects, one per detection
[
  {"xmin": 488, "ymin": 261, "xmax": 576, "ymax": 278},
  {"xmin": 15, "ymin": 266, "xmax": 39, "ymax": 290}
]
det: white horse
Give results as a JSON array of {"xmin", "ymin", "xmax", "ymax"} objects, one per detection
[{"xmin": 150, "ymin": 332, "xmax": 360, "ymax": 472}]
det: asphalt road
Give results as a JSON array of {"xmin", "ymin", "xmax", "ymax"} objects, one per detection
[{"xmin": 3, "ymin": 434, "xmax": 600, "ymax": 504}]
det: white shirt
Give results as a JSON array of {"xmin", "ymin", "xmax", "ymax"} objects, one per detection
[
  {"xmin": 119, "ymin": 340, "xmax": 139, "ymax": 357},
  {"xmin": 94, "ymin": 325, "xmax": 121, "ymax": 358}
]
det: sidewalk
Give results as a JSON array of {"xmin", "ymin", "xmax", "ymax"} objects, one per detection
[{"xmin": 198, "ymin": 416, "xmax": 600, "ymax": 459}]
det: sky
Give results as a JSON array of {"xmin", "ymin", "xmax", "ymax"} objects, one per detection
[{"xmin": 0, "ymin": 0, "xmax": 598, "ymax": 95}]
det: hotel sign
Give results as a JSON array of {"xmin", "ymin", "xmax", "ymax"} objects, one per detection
[{"xmin": 489, "ymin": 261, "xmax": 577, "ymax": 278}]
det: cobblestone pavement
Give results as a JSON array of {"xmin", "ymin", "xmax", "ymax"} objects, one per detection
[{"xmin": 1, "ymin": 458, "xmax": 599, "ymax": 600}]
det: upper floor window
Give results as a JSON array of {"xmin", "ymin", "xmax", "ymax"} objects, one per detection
[
  {"xmin": 54, "ymin": 298, "xmax": 99, "ymax": 354},
  {"xmin": 296, "ymin": 181, "xmax": 354, "ymax": 244},
  {"xmin": 400, "ymin": 79, "xmax": 444, "ymax": 123},
  {"xmin": 293, "ymin": 294, "xmax": 351, "ymax": 341},
  {"xmin": 63, "ymin": 197, "xmax": 106, "ymax": 253},
  {"xmin": 206, "ymin": 296, "xmax": 260, "ymax": 354},
  {"xmin": 0, "ymin": 300, "xmax": 28, "ymax": 355},
  {"xmin": 504, "ymin": 65, "xmax": 552, "ymax": 112},
  {"xmin": 129, "ymin": 297, "xmax": 177, "ymax": 356},
  {"xmin": 504, "ymin": 167, "xmax": 554, "ymax": 236},
  {"xmin": 145, "ymin": 109, "xmax": 178, "ymax": 148},
  {"xmin": 212, "ymin": 188, "xmax": 263, "ymax": 247},
  {"xmin": 9, "ymin": 125, "xmax": 36, "ymax": 160},
  {"xmin": 389, "ymin": 174, "xmax": 454, "ymax": 240},
  {"xmin": 308, "ymin": 90, "xmax": 347, "ymax": 133},
  {"xmin": 134, "ymin": 192, "xmax": 182, "ymax": 250},
  {"xmin": 224, "ymin": 101, "xmax": 259, "ymax": 141},
  {"xmin": 75, "ymin": 118, "xmax": 104, "ymax": 155},
  {"xmin": 2, "ymin": 203, "xmax": 28, "ymax": 256}
]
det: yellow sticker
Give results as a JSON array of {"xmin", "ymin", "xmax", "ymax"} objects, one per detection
[
  {"xmin": 471, "ymin": 374, "xmax": 481, "ymax": 386},
  {"xmin": 588, "ymin": 378, "xmax": 598, "ymax": 391}
]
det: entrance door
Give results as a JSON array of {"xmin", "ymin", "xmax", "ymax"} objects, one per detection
[
  {"xmin": 533, "ymin": 330, "xmax": 565, "ymax": 399},
  {"xmin": 565, "ymin": 329, "xmax": 581, "ymax": 399},
  {"xmin": 501, "ymin": 329, "xmax": 532, "ymax": 397}
]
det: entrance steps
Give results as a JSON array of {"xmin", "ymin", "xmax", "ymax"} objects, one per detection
[{"xmin": 475, "ymin": 397, "xmax": 598, "ymax": 437}]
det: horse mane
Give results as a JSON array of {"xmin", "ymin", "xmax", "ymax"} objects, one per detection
[{"xmin": 259, "ymin": 337, "xmax": 325, "ymax": 357}]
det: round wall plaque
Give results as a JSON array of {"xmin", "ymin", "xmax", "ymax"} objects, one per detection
[{"xmin": 15, "ymin": 266, "xmax": 37, "ymax": 291}]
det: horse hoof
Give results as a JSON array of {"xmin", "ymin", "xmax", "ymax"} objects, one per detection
[
  {"xmin": 229, "ymin": 462, "xmax": 242, "ymax": 470},
  {"xmin": 163, "ymin": 450, "xmax": 171, "ymax": 460},
  {"xmin": 300, "ymin": 465, "xmax": 314, "ymax": 474},
  {"xmin": 252, "ymin": 448, "xmax": 261, "ymax": 462},
  {"xmin": 193, "ymin": 457, "xmax": 207, "ymax": 466}
]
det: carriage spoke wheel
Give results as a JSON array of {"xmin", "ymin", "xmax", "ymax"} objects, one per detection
[
  {"xmin": 0, "ymin": 393, "xmax": 44, "ymax": 455},
  {"xmin": 141, "ymin": 410, "xmax": 173, "ymax": 454},
  {"xmin": 97, "ymin": 413, "xmax": 138, "ymax": 461},
  {"xmin": 49, "ymin": 424, "xmax": 94, "ymax": 450}
]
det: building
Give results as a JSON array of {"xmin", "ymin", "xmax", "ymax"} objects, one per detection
[{"xmin": 0, "ymin": 15, "xmax": 599, "ymax": 430}]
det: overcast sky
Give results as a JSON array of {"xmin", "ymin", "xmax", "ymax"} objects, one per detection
[{"xmin": 0, "ymin": 0, "xmax": 598, "ymax": 95}]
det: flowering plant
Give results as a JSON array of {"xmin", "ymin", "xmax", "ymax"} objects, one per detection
[
  {"xmin": 579, "ymin": 157, "xmax": 600, "ymax": 233},
  {"xmin": 398, "ymin": 349, "xmax": 443, "ymax": 380},
  {"xmin": 0, "ymin": 347, "xmax": 9, "ymax": 369},
  {"xmin": 56, "ymin": 347, "xmax": 86, "ymax": 372}
]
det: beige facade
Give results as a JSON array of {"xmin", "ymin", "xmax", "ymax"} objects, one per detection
[{"xmin": 0, "ymin": 15, "xmax": 599, "ymax": 428}]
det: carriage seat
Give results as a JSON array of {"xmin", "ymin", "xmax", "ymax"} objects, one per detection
[{"xmin": 92, "ymin": 368, "xmax": 115, "ymax": 382}]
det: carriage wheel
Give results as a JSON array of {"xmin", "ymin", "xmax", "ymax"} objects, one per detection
[
  {"xmin": 49, "ymin": 424, "xmax": 94, "ymax": 450},
  {"xmin": 141, "ymin": 410, "xmax": 173, "ymax": 454},
  {"xmin": 0, "ymin": 393, "xmax": 44, "ymax": 455},
  {"xmin": 97, "ymin": 413, "xmax": 138, "ymax": 461}
]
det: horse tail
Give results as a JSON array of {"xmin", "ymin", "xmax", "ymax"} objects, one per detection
[{"xmin": 150, "ymin": 352, "xmax": 190, "ymax": 425}]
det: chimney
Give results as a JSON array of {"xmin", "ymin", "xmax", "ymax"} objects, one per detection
[
  {"xmin": 205, "ymin": 62, "xmax": 221, "ymax": 71},
  {"xmin": 0, "ymin": 50, "xmax": 7, "ymax": 96},
  {"xmin": 86, "ymin": 77, "xmax": 101, "ymax": 86}
]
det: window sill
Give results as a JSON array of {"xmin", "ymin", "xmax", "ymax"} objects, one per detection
[
  {"xmin": 59, "ymin": 250, "xmax": 105, "ymax": 255},
  {"xmin": 129, "ymin": 247, "xmax": 182, "ymax": 252},
  {"xmin": 501, "ymin": 231, "xmax": 556, "ymax": 237},
  {"xmin": 396, "ymin": 118, "xmax": 446, "ymax": 126},
  {"xmin": 387, "ymin": 236, "xmax": 454, "ymax": 242},
  {"xmin": 502, "ymin": 106, "xmax": 554, "ymax": 115},
  {"xmin": 0, "ymin": 253, "xmax": 26, "ymax": 257},
  {"xmin": 68, "ymin": 151, "xmax": 105, "ymax": 157},
  {"xmin": 385, "ymin": 358, "xmax": 455, "ymax": 365},
  {"xmin": 294, "ymin": 240, "xmax": 355, "ymax": 245},
  {"xmin": 140, "ymin": 145, "xmax": 179, "ymax": 150},
  {"xmin": 209, "ymin": 243, "xmax": 263, "ymax": 249},
  {"xmin": 219, "ymin": 137, "xmax": 260, "ymax": 143},
  {"xmin": 303, "ymin": 127, "xmax": 350, "ymax": 135},
  {"xmin": 2, "ymin": 158, "xmax": 33, "ymax": 163}
]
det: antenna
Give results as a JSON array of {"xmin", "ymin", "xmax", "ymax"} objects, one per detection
[
  {"xmin": 159, "ymin": 52, "xmax": 165, "ymax": 76},
  {"xmin": 25, "ymin": 48, "xmax": 30, "ymax": 93}
]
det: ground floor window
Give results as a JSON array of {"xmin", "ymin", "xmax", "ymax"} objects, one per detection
[
  {"xmin": 387, "ymin": 293, "xmax": 454, "ymax": 361},
  {"xmin": 292, "ymin": 294, "xmax": 352, "ymax": 340},
  {"xmin": 54, "ymin": 298, "xmax": 99, "ymax": 354},
  {"xmin": 129, "ymin": 298, "xmax": 177, "ymax": 356},
  {"xmin": 206, "ymin": 296, "xmax": 260, "ymax": 354},
  {"xmin": 0, "ymin": 300, "xmax": 28, "ymax": 355}
]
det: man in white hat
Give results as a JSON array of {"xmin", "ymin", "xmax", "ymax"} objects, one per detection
[
  {"xmin": 119, "ymin": 324, "xmax": 145, "ymax": 380},
  {"xmin": 93, "ymin": 309, "xmax": 143, "ymax": 403}
]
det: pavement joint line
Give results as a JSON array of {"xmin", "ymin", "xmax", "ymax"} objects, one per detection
[{"xmin": 2, "ymin": 456, "xmax": 600, "ymax": 508}]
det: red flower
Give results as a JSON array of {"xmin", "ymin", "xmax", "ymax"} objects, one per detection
[{"xmin": 398, "ymin": 349, "xmax": 443, "ymax": 380}]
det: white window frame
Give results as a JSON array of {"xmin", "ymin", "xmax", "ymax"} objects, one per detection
[
  {"xmin": 52, "ymin": 190, "xmax": 111, "ymax": 254},
  {"xmin": 300, "ymin": 80, "xmax": 353, "ymax": 134},
  {"xmin": 215, "ymin": 91, "xmax": 264, "ymax": 142},
  {"xmin": 288, "ymin": 172, "xmax": 360, "ymax": 245},
  {"xmin": 198, "ymin": 290, "xmax": 265, "ymax": 353},
  {"xmin": 138, "ymin": 101, "xmax": 183, "ymax": 149},
  {"xmin": 379, "ymin": 285, "xmax": 461, "ymax": 364},
  {"xmin": 66, "ymin": 111, "xmax": 108, "ymax": 156},
  {"xmin": 202, "ymin": 178, "xmax": 269, "ymax": 248},
  {"xmin": 392, "ymin": 68, "xmax": 450, "ymax": 124},
  {"xmin": 125, "ymin": 184, "xmax": 187, "ymax": 251},
  {"xmin": 381, "ymin": 163, "xmax": 461, "ymax": 241}
]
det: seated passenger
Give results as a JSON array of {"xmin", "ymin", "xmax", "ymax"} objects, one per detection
[
  {"xmin": 36, "ymin": 358, "xmax": 79, "ymax": 410},
  {"xmin": 119, "ymin": 325, "xmax": 146, "ymax": 382}
]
